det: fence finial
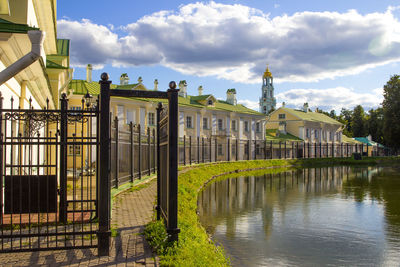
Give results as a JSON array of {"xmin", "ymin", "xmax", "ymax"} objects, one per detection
[{"xmin": 101, "ymin": 72, "xmax": 109, "ymax": 81}]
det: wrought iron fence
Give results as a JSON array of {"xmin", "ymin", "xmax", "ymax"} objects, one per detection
[
  {"xmin": 0, "ymin": 94, "xmax": 98, "ymax": 253},
  {"xmin": 110, "ymin": 118, "xmax": 156, "ymax": 188}
]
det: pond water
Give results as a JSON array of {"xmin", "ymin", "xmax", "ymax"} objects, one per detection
[{"xmin": 198, "ymin": 166, "xmax": 400, "ymax": 266}]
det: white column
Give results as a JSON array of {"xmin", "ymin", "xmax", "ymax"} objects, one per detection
[
  {"xmin": 196, "ymin": 113, "xmax": 201, "ymax": 137},
  {"xmin": 179, "ymin": 112, "xmax": 184, "ymax": 138},
  {"xmin": 212, "ymin": 114, "xmax": 217, "ymax": 135}
]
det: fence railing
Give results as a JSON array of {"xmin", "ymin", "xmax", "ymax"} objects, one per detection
[
  {"xmin": 110, "ymin": 118, "xmax": 156, "ymax": 188},
  {"xmin": 110, "ymin": 130, "xmax": 393, "ymax": 189}
]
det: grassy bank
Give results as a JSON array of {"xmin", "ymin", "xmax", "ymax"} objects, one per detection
[{"xmin": 144, "ymin": 157, "xmax": 400, "ymax": 266}]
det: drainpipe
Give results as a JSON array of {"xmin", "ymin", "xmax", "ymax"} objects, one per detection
[{"xmin": 0, "ymin": 30, "xmax": 45, "ymax": 86}]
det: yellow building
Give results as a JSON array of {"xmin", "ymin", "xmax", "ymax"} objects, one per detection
[
  {"xmin": 67, "ymin": 67, "xmax": 267, "ymax": 163},
  {"xmin": 266, "ymin": 103, "xmax": 361, "ymax": 157},
  {"xmin": 0, "ymin": 0, "xmax": 70, "ymax": 109},
  {"xmin": 0, "ymin": 0, "xmax": 70, "ymax": 174}
]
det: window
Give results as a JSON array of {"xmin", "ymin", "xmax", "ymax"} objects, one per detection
[
  {"xmin": 256, "ymin": 122, "xmax": 261, "ymax": 133},
  {"xmin": 232, "ymin": 120, "xmax": 237, "ymax": 131},
  {"xmin": 329, "ymin": 131, "xmax": 334, "ymax": 141},
  {"xmin": 117, "ymin": 105, "xmax": 124, "ymax": 122},
  {"xmin": 68, "ymin": 145, "xmax": 81, "ymax": 155},
  {"xmin": 186, "ymin": 116, "xmax": 193, "ymax": 128},
  {"xmin": 264, "ymin": 93, "xmax": 267, "ymax": 98},
  {"xmin": 263, "ymin": 106, "xmax": 267, "ymax": 111},
  {"xmin": 203, "ymin": 117, "xmax": 208, "ymax": 130},
  {"xmin": 278, "ymin": 114, "xmax": 286, "ymax": 119},
  {"xmin": 232, "ymin": 143, "xmax": 236, "ymax": 156},
  {"xmin": 217, "ymin": 144, "xmax": 223, "ymax": 156},
  {"xmin": 306, "ymin": 128, "xmax": 310, "ymax": 138},
  {"xmin": 244, "ymin": 121, "xmax": 249, "ymax": 132},
  {"xmin": 315, "ymin": 129, "xmax": 319, "ymax": 139},
  {"xmin": 148, "ymin": 112, "xmax": 155, "ymax": 126},
  {"xmin": 126, "ymin": 110, "xmax": 135, "ymax": 124},
  {"xmin": 208, "ymin": 100, "xmax": 213, "ymax": 105},
  {"xmin": 218, "ymin": 119, "xmax": 223, "ymax": 131}
]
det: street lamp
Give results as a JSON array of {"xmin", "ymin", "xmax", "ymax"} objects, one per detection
[{"xmin": 84, "ymin": 90, "xmax": 95, "ymax": 109}]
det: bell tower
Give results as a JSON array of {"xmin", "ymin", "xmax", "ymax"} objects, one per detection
[{"xmin": 259, "ymin": 65, "xmax": 276, "ymax": 114}]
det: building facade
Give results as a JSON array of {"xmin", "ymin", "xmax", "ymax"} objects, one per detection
[
  {"xmin": 266, "ymin": 104, "xmax": 349, "ymax": 157},
  {"xmin": 68, "ymin": 67, "xmax": 267, "ymax": 162},
  {"xmin": 259, "ymin": 66, "xmax": 276, "ymax": 114}
]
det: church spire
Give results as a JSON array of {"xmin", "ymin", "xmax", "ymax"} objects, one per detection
[
  {"xmin": 263, "ymin": 65, "xmax": 272, "ymax": 78},
  {"xmin": 259, "ymin": 64, "xmax": 276, "ymax": 114}
]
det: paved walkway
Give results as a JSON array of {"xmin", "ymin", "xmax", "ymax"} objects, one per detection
[{"xmin": 0, "ymin": 179, "xmax": 159, "ymax": 266}]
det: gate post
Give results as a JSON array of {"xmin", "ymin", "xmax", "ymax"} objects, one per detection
[
  {"xmin": 98, "ymin": 73, "xmax": 111, "ymax": 256},
  {"xmin": 59, "ymin": 93, "xmax": 68, "ymax": 223},
  {"xmin": 156, "ymin": 103, "xmax": 162, "ymax": 220},
  {"xmin": 167, "ymin": 81, "xmax": 180, "ymax": 242}
]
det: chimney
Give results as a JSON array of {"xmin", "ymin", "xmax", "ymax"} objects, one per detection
[
  {"xmin": 226, "ymin": 88, "xmax": 237, "ymax": 105},
  {"xmin": 198, "ymin": 85, "xmax": 203, "ymax": 96},
  {"xmin": 154, "ymin": 79, "xmax": 158, "ymax": 91},
  {"xmin": 302, "ymin": 103, "xmax": 309, "ymax": 113},
  {"xmin": 86, "ymin": 64, "xmax": 92, "ymax": 82},
  {"xmin": 120, "ymin": 73, "xmax": 129, "ymax": 85},
  {"xmin": 282, "ymin": 102, "xmax": 286, "ymax": 107},
  {"xmin": 179, "ymin": 80, "xmax": 187, "ymax": 97}
]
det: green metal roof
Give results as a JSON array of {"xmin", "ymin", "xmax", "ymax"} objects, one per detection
[
  {"xmin": 0, "ymin": 18, "xmax": 37, "ymax": 33},
  {"xmin": 265, "ymin": 129, "xmax": 303, "ymax": 141},
  {"xmin": 342, "ymin": 135, "xmax": 361, "ymax": 144},
  {"xmin": 69, "ymin": 80, "xmax": 264, "ymax": 116},
  {"xmin": 46, "ymin": 59, "xmax": 68, "ymax": 69},
  {"xmin": 56, "ymin": 39, "xmax": 69, "ymax": 56},
  {"xmin": 280, "ymin": 107, "xmax": 342, "ymax": 125},
  {"xmin": 190, "ymin": 94, "xmax": 212, "ymax": 101},
  {"xmin": 353, "ymin": 137, "xmax": 385, "ymax": 147}
]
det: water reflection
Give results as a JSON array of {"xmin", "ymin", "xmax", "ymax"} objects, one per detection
[{"xmin": 198, "ymin": 166, "xmax": 400, "ymax": 266}]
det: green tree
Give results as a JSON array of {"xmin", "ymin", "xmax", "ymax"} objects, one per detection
[
  {"xmin": 366, "ymin": 108, "xmax": 383, "ymax": 144},
  {"xmin": 351, "ymin": 105, "xmax": 367, "ymax": 137},
  {"xmin": 339, "ymin": 108, "xmax": 353, "ymax": 137},
  {"xmin": 382, "ymin": 75, "xmax": 400, "ymax": 150}
]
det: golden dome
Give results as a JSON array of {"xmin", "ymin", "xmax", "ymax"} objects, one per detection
[{"xmin": 263, "ymin": 65, "xmax": 272, "ymax": 78}]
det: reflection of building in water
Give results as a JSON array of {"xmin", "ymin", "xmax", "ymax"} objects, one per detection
[{"xmin": 198, "ymin": 166, "xmax": 350, "ymax": 237}]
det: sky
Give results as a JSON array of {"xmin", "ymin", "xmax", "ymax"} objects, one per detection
[{"xmin": 57, "ymin": 0, "xmax": 400, "ymax": 113}]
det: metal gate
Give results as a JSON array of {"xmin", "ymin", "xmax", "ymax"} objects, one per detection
[
  {"xmin": 98, "ymin": 75, "xmax": 180, "ymax": 245},
  {"xmin": 0, "ymin": 93, "xmax": 99, "ymax": 252}
]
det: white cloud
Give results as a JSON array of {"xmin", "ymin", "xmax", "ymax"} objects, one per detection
[
  {"xmin": 58, "ymin": 2, "xmax": 400, "ymax": 84},
  {"xmin": 238, "ymin": 99, "xmax": 259, "ymax": 110},
  {"xmin": 276, "ymin": 87, "xmax": 383, "ymax": 112}
]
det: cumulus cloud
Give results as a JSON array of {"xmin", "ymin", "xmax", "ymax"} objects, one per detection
[
  {"xmin": 276, "ymin": 87, "xmax": 383, "ymax": 112},
  {"xmin": 58, "ymin": 2, "xmax": 400, "ymax": 83},
  {"xmin": 238, "ymin": 99, "xmax": 259, "ymax": 110}
]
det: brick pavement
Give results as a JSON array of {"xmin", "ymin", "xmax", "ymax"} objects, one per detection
[{"xmin": 0, "ymin": 178, "xmax": 159, "ymax": 266}]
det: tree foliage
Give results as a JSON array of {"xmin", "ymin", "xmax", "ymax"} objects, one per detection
[
  {"xmin": 382, "ymin": 75, "xmax": 400, "ymax": 150},
  {"xmin": 351, "ymin": 105, "xmax": 366, "ymax": 137}
]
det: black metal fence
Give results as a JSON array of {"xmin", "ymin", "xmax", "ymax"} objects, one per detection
[
  {"xmin": 177, "ymin": 137, "xmax": 392, "ymax": 164},
  {"xmin": 0, "ymin": 94, "xmax": 98, "ymax": 253},
  {"xmin": 110, "ymin": 118, "xmax": 156, "ymax": 188}
]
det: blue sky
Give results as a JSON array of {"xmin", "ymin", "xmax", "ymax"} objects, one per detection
[{"xmin": 57, "ymin": 0, "xmax": 400, "ymax": 113}]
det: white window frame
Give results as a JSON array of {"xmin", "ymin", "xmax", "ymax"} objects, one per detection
[
  {"xmin": 244, "ymin": 121, "xmax": 249, "ymax": 132},
  {"xmin": 186, "ymin": 116, "xmax": 193, "ymax": 128},
  {"xmin": 148, "ymin": 112, "xmax": 155, "ymax": 126},
  {"xmin": 232, "ymin": 120, "xmax": 237, "ymax": 131},
  {"xmin": 218, "ymin": 119, "xmax": 223, "ymax": 131},
  {"xmin": 203, "ymin": 117, "xmax": 208, "ymax": 130},
  {"xmin": 256, "ymin": 122, "xmax": 261, "ymax": 133}
]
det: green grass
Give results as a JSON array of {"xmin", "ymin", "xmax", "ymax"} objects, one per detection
[{"xmin": 145, "ymin": 156, "xmax": 400, "ymax": 266}]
